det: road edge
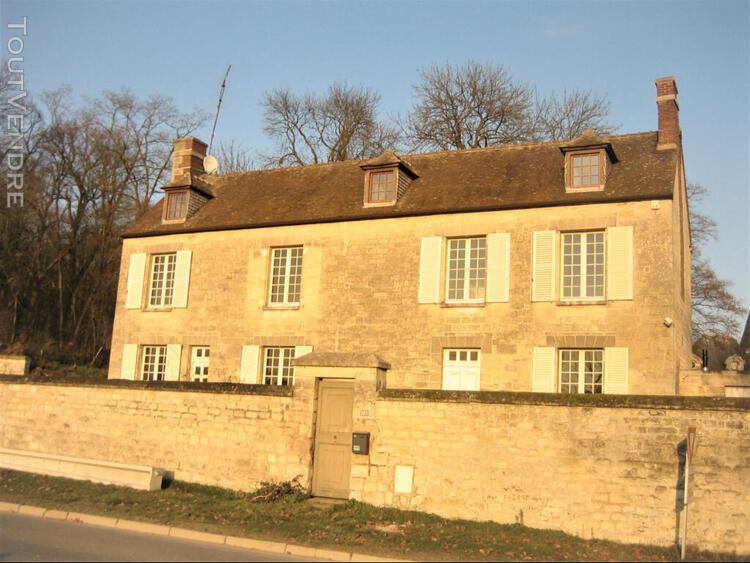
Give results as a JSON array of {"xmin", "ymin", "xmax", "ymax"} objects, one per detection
[{"xmin": 0, "ymin": 501, "xmax": 409, "ymax": 562}]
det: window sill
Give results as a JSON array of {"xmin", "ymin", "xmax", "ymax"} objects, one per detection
[
  {"xmin": 440, "ymin": 302, "xmax": 486, "ymax": 308},
  {"xmin": 363, "ymin": 200, "xmax": 397, "ymax": 208},
  {"xmin": 141, "ymin": 307, "xmax": 174, "ymax": 312},
  {"xmin": 565, "ymin": 185, "xmax": 605, "ymax": 193},
  {"xmin": 556, "ymin": 299, "xmax": 607, "ymax": 306},
  {"xmin": 263, "ymin": 304, "xmax": 301, "ymax": 311}
]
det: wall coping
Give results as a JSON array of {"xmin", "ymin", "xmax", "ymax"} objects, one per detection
[
  {"xmin": 379, "ymin": 388, "xmax": 750, "ymax": 412},
  {"xmin": 294, "ymin": 352, "xmax": 391, "ymax": 369},
  {"xmin": 0, "ymin": 375, "xmax": 294, "ymax": 397}
]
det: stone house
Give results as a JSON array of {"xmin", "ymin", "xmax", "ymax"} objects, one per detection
[{"xmin": 108, "ymin": 76, "xmax": 692, "ymax": 397}]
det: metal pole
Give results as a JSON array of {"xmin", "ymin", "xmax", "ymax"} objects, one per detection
[{"xmin": 681, "ymin": 444, "xmax": 690, "ymax": 560}]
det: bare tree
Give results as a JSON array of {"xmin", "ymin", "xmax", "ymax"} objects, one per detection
[
  {"xmin": 0, "ymin": 84, "xmax": 206, "ymax": 365},
  {"xmin": 216, "ymin": 139, "xmax": 255, "ymax": 173},
  {"xmin": 261, "ymin": 83, "xmax": 399, "ymax": 167},
  {"xmin": 403, "ymin": 61, "xmax": 534, "ymax": 151},
  {"xmin": 533, "ymin": 90, "xmax": 617, "ymax": 141},
  {"xmin": 687, "ymin": 183, "xmax": 746, "ymax": 339}
]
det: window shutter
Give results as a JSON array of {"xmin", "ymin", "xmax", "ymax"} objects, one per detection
[
  {"xmin": 294, "ymin": 345, "xmax": 313, "ymax": 361},
  {"xmin": 604, "ymin": 347, "xmax": 629, "ymax": 394},
  {"xmin": 125, "ymin": 254, "xmax": 146, "ymax": 309},
  {"xmin": 532, "ymin": 347, "xmax": 556, "ymax": 392},
  {"xmin": 486, "ymin": 232, "xmax": 511, "ymax": 303},
  {"xmin": 165, "ymin": 344, "xmax": 182, "ymax": 381},
  {"xmin": 121, "ymin": 344, "xmax": 138, "ymax": 380},
  {"xmin": 532, "ymin": 231, "xmax": 556, "ymax": 302},
  {"xmin": 172, "ymin": 250, "xmax": 192, "ymax": 308},
  {"xmin": 418, "ymin": 237, "xmax": 442, "ymax": 304},
  {"xmin": 240, "ymin": 345, "xmax": 260, "ymax": 384},
  {"xmin": 607, "ymin": 226, "xmax": 633, "ymax": 300}
]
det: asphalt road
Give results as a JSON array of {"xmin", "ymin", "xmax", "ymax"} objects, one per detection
[{"xmin": 0, "ymin": 512, "xmax": 328, "ymax": 562}]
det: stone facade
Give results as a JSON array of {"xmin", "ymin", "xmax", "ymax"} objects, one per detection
[
  {"xmin": 1, "ymin": 379, "xmax": 747, "ymax": 553},
  {"xmin": 109, "ymin": 197, "xmax": 692, "ymax": 395}
]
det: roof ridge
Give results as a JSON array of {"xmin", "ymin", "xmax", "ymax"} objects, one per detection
[{"xmin": 207, "ymin": 130, "xmax": 658, "ymax": 183}]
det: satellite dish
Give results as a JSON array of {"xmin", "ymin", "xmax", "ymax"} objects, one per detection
[{"xmin": 203, "ymin": 155, "xmax": 219, "ymax": 174}]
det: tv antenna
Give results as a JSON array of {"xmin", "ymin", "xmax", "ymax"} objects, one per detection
[{"xmin": 205, "ymin": 64, "xmax": 232, "ymax": 173}]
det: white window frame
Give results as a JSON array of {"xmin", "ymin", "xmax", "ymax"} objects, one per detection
[
  {"xmin": 190, "ymin": 346, "xmax": 210, "ymax": 382},
  {"xmin": 263, "ymin": 346, "xmax": 296, "ymax": 386},
  {"xmin": 558, "ymin": 349, "xmax": 604, "ymax": 394},
  {"xmin": 141, "ymin": 345, "xmax": 167, "ymax": 381},
  {"xmin": 560, "ymin": 231, "xmax": 605, "ymax": 301},
  {"xmin": 445, "ymin": 237, "xmax": 487, "ymax": 304},
  {"xmin": 148, "ymin": 253, "xmax": 177, "ymax": 308},
  {"xmin": 268, "ymin": 246, "xmax": 303, "ymax": 306},
  {"xmin": 442, "ymin": 348, "xmax": 481, "ymax": 391}
]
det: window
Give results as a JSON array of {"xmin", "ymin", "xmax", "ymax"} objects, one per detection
[
  {"xmin": 559, "ymin": 349, "xmax": 603, "ymax": 394},
  {"xmin": 569, "ymin": 152, "xmax": 603, "ymax": 189},
  {"xmin": 367, "ymin": 170, "xmax": 395, "ymax": 203},
  {"xmin": 141, "ymin": 345, "xmax": 167, "ymax": 381},
  {"xmin": 191, "ymin": 346, "xmax": 210, "ymax": 382},
  {"xmin": 263, "ymin": 347, "xmax": 295, "ymax": 386},
  {"xmin": 442, "ymin": 349, "xmax": 480, "ymax": 391},
  {"xmin": 148, "ymin": 253, "xmax": 177, "ymax": 307},
  {"xmin": 269, "ymin": 247, "xmax": 303, "ymax": 306},
  {"xmin": 561, "ymin": 232, "xmax": 604, "ymax": 299},
  {"xmin": 165, "ymin": 191, "xmax": 188, "ymax": 220},
  {"xmin": 446, "ymin": 237, "xmax": 486, "ymax": 303}
]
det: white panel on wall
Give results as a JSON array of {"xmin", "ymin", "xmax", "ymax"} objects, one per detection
[
  {"xmin": 165, "ymin": 344, "xmax": 182, "ymax": 381},
  {"xmin": 172, "ymin": 250, "xmax": 192, "ymax": 308},
  {"xmin": 604, "ymin": 347, "xmax": 629, "ymax": 394},
  {"xmin": 418, "ymin": 237, "xmax": 443, "ymax": 304},
  {"xmin": 394, "ymin": 465, "xmax": 414, "ymax": 494},
  {"xmin": 607, "ymin": 226, "xmax": 633, "ymax": 300},
  {"xmin": 294, "ymin": 345, "xmax": 313, "ymax": 360},
  {"xmin": 241, "ymin": 345, "xmax": 260, "ymax": 384},
  {"xmin": 532, "ymin": 231, "xmax": 556, "ymax": 302},
  {"xmin": 532, "ymin": 347, "xmax": 556, "ymax": 392},
  {"xmin": 121, "ymin": 344, "xmax": 138, "ymax": 380},
  {"xmin": 125, "ymin": 254, "xmax": 146, "ymax": 309},
  {"xmin": 486, "ymin": 232, "xmax": 511, "ymax": 303}
]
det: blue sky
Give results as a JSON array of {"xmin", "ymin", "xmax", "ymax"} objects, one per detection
[{"xmin": 2, "ymin": 0, "xmax": 748, "ymax": 311}]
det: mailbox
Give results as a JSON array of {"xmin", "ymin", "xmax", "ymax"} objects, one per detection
[{"xmin": 352, "ymin": 432, "xmax": 370, "ymax": 455}]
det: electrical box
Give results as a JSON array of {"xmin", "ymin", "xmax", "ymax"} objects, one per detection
[{"xmin": 352, "ymin": 432, "xmax": 370, "ymax": 455}]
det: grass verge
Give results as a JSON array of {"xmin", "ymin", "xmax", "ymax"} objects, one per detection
[{"xmin": 0, "ymin": 469, "xmax": 741, "ymax": 562}]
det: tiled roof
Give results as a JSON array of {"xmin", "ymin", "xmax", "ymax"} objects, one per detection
[{"xmin": 124, "ymin": 131, "xmax": 677, "ymax": 238}]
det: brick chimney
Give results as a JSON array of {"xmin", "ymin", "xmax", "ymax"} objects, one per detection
[
  {"xmin": 171, "ymin": 137, "xmax": 207, "ymax": 183},
  {"xmin": 655, "ymin": 77, "xmax": 681, "ymax": 149}
]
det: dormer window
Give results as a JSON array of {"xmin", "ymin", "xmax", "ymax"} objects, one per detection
[
  {"xmin": 570, "ymin": 152, "xmax": 603, "ymax": 189},
  {"xmin": 560, "ymin": 132, "xmax": 617, "ymax": 194},
  {"xmin": 368, "ymin": 170, "xmax": 396, "ymax": 203},
  {"xmin": 164, "ymin": 190, "xmax": 188, "ymax": 221},
  {"xmin": 360, "ymin": 149, "xmax": 418, "ymax": 208}
]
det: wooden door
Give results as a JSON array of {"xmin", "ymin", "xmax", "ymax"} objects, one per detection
[{"xmin": 312, "ymin": 380, "xmax": 354, "ymax": 498}]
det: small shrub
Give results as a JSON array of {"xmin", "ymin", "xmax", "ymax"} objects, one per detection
[{"xmin": 248, "ymin": 476, "xmax": 309, "ymax": 503}]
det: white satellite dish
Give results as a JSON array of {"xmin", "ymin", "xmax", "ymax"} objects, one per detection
[{"xmin": 203, "ymin": 155, "xmax": 219, "ymax": 174}]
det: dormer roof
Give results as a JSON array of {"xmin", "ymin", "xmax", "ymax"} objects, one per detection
[
  {"xmin": 559, "ymin": 129, "xmax": 619, "ymax": 163},
  {"xmin": 360, "ymin": 149, "xmax": 419, "ymax": 179}
]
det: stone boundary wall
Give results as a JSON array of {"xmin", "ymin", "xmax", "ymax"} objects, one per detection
[
  {"xmin": 359, "ymin": 390, "xmax": 749, "ymax": 554},
  {"xmin": 0, "ymin": 357, "xmax": 29, "ymax": 376},
  {"xmin": 678, "ymin": 369, "xmax": 750, "ymax": 397},
  {"xmin": 1, "ymin": 379, "xmax": 748, "ymax": 553},
  {"xmin": 0, "ymin": 381, "xmax": 307, "ymax": 490}
]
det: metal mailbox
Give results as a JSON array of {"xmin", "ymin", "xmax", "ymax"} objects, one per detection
[{"xmin": 352, "ymin": 432, "xmax": 370, "ymax": 455}]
